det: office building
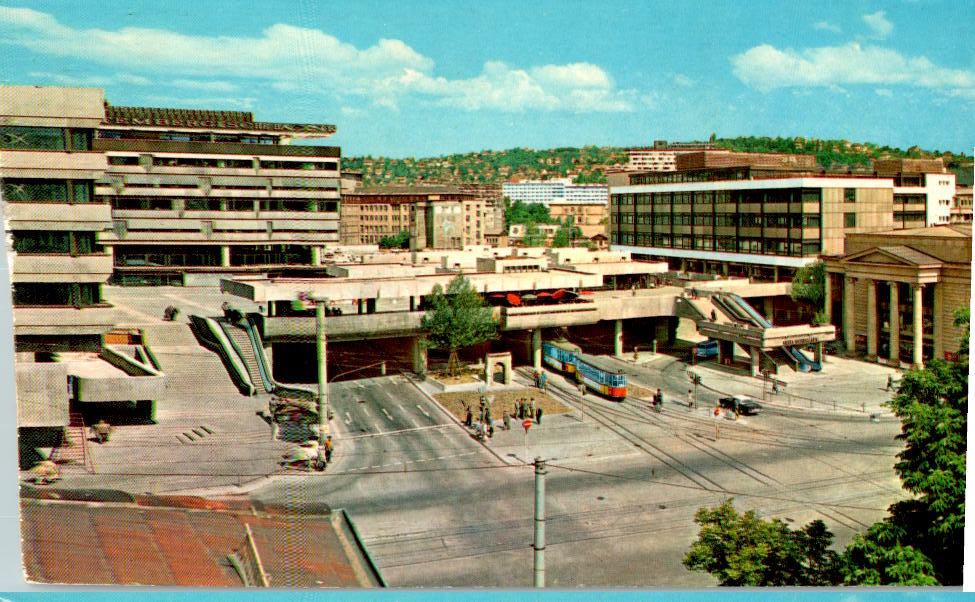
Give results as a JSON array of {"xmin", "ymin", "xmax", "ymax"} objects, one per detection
[
  {"xmin": 875, "ymin": 158, "xmax": 955, "ymax": 228},
  {"xmin": 609, "ymin": 151, "xmax": 895, "ymax": 280},
  {"xmin": 547, "ymin": 201, "xmax": 608, "ymax": 238},
  {"xmin": 502, "ymin": 178, "xmax": 607, "ymax": 206},
  {"xmin": 624, "ymin": 140, "xmax": 719, "ymax": 172},
  {"xmin": 341, "ymin": 186, "xmax": 488, "ymax": 248}
]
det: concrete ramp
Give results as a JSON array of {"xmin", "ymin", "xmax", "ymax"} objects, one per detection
[{"xmin": 676, "ymin": 297, "xmax": 732, "ymax": 324}]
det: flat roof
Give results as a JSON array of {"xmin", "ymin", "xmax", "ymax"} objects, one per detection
[
  {"xmin": 104, "ymin": 105, "xmax": 336, "ymax": 137},
  {"xmin": 611, "ymin": 177, "xmax": 895, "ymax": 194}
]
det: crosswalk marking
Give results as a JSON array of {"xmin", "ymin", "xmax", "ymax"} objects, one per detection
[
  {"xmin": 416, "ymin": 405, "xmax": 431, "ymax": 418},
  {"xmin": 344, "ymin": 412, "xmax": 352, "ymax": 425},
  {"xmin": 382, "ymin": 408, "xmax": 394, "ymax": 421}
]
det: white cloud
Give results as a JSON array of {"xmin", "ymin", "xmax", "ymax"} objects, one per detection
[
  {"xmin": 862, "ymin": 11, "xmax": 893, "ymax": 39},
  {"xmin": 731, "ymin": 42, "xmax": 975, "ymax": 98},
  {"xmin": 875, "ymin": 88, "xmax": 893, "ymax": 97},
  {"xmin": 0, "ymin": 6, "xmax": 631, "ymax": 113},
  {"xmin": 813, "ymin": 20, "xmax": 842, "ymax": 33},
  {"xmin": 672, "ymin": 74, "xmax": 695, "ymax": 87}
]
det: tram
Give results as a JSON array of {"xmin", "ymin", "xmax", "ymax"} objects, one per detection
[{"xmin": 541, "ymin": 340, "xmax": 627, "ymax": 400}]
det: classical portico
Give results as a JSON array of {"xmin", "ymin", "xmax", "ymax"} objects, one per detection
[{"xmin": 829, "ymin": 246, "xmax": 942, "ymax": 368}]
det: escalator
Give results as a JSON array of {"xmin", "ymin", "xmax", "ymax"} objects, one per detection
[
  {"xmin": 221, "ymin": 318, "xmax": 316, "ymax": 401},
  {"xmin": 724, "ymin": 293, "xmax": 821, "ymax": 372}
]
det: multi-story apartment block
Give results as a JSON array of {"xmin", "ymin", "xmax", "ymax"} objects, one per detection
[
  {"xmin": 502, "ymin": 178, "xmax": 607, "ymax": 206},
  {"xmin": 950, "ymin": 185, "xmax": 972, "ymax": 223},
  {"xmin": 548, "ymin": 201, "xmax": 608, "ymax": 238},
  {"xmin": 96, "ymin": 103, "xmax": 340, "ymax": 285},
  {"xmin": 875, "ymin": 159, "xmax": 955, "ymax": 228},
  {"xmin": 624, "ymin": 140, "xmax": 718, "ymax": 172},
  {"xmin": 341, "ymin": 186, "xmax": 487, "ymax": 248},
  {"xmin": 609, "ymin": 151, "xmax": 896, "ymax": 280}
]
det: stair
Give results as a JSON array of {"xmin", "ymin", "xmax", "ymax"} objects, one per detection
[
  {"xmin": 49, "ymin": 413, "xmax": 95, "ymax": 473},
  {"xmin": 222, "ymin": 323, "xmax": 272, "ymax": 394}
]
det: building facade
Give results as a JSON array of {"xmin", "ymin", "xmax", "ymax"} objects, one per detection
[
  {"xmin": 548, "ymin": 201, "xmax": 608, "ymax": 238},
  {"xmin": 341, "ymin": 187, "xmax": 488, "ymax": 248},
  {"xmin": 502, "ymin": 178, "xmax": 607, "ymax": 205},
  {"xmin": 825, "ymin": 225, "xmax": 971, "ymax": 367},
  {"xmin": 951, "ymin": 185, "xmax": 973, "ymax": 223},
  {"xmin": 876, "ymin": 159, "xmax": 955, "ymax": 228},
  {"xmin": 624, "ymin": 141, "xmax": 718, "ymax": 172},
  {"xmin": 96, "ymin": 104, "xmax": 340, "ymax": 285},
  {"xmin": 609, "ymin": 152, "xmax": 896, "ymax": 280}
]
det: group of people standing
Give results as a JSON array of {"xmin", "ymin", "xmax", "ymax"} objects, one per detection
[{"xmin": 464, "ymin": 395, "xmax": 545, "ymax": 438}]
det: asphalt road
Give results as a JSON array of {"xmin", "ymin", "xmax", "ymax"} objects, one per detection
[{"xmin": 251, "ymin": 369, "xmax": 905, "ymax": 588}]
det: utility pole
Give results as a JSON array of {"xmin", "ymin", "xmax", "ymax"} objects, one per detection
[
  {"xmin": 533, "ymin": 457, "xmax": 546, "ymax": 588},
  {"xmin": 315, "ymin": 297, "xmax": 329, "ymax": 436}
]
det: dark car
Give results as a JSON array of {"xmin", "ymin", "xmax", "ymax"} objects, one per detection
[{"xmin": 719, "ymin": 395, "xmax": 762, "ymax": 415}]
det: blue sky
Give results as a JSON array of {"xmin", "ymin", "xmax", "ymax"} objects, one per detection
[{"xmin": 0, "ymin": 1, "xmax": 972, "ymax": 158}]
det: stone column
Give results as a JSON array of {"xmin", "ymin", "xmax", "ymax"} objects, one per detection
[
  {"xmin": 866, "ymin": 279, "xmax": 878, "ymax": 358},
  {"xmin": 889, "ymin": 281, "xmax": 900, "ymax": 364},
  {"xmin": 843, "ymin": 277, "xmax": 856, "ymax": 352},
  {"xmin": 824, "ymin": 273, "xmax": 832, "ymax": 322},
  {"xmin": 913, "ymin": 284, "xmax": 924, "ymax": 368},
  {"xmin": 411, "ymin": 336, "xmax": 428, "ymax": 375},
  {"xmin": 722, "ymin": 263, "xmax": 729, "ymax": 277},
  {"xmin": 749, "ymin": 346, "xmax": 760, "ymax": 377},
  {"xmin": 532, "ymin": 328, "xmax": 542, "ymax": 371},
  {"xmin": 773, "ymin": 266, "xmax": 780, "ymax": 282},
  {"xmin": 933, "ymin": 282, "xmax": 944, "ymax": 361},
  {"xmin": 814, "ymin": 342, "xmax": 823, "ymax": 364},
  {"xmin": 613, "ymin": 319, "xmax": 623, "ymax": 357},
  {"xmin": 221, "ymin": 245, "xmax": 231, "ymax": 267}
]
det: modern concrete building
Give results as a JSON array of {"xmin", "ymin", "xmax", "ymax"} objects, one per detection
[
  {"xmin": 951, "ymin": 185, "xmax": 973, "ymax": 223},
  {"xmin": 624, "ymin": 141, "xmax": 719, "ymax": 172},
  {"xmin": 875, "ymin": 158, "xmax": 955, "ymax": 228},
  {"xmin": 1, "ymin": 85, "xmax": 165, "ymax": 445},
  {"xmin": 825, "ymin": 224, "xmax": 972, "ymax": 368},
  {"xmin": 341, "ymin": 186, "xmax": 488, "ymax": 248},
  {"xmin": 96, "ymin": 102, "xmax": 340, "ymax": 285},
  {"xmin": 502, "ymin": 178, "xmax": 607, "ymax": 206},
  {"xmin": 609, "ymin": 151, "xmax": 896, "ymax": 281}
]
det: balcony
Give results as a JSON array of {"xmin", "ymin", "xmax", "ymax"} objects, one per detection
[
  {"xmin": 0, "ymin": 149, "xmax": 106, "ymax": 179},
  {"xmin": 13, "ymin": 304, "xmax": 117, "ymax": 336},
  {"xmin": 12, "ymin": 252, "xmax": 113, "ymax": 283},
  {"xmin": 6, "ymin": 202, "xmax": 111, "ymax": 231}
]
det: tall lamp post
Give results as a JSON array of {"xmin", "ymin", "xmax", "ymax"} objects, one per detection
[{"xmin": 312, "ymin": 295, "xmax": 329, "ymax": 436}]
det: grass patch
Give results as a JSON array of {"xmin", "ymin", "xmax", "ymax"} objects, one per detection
[{"xmin": 435, "ymin": 388, "xmax": 571, "ymax": 423}]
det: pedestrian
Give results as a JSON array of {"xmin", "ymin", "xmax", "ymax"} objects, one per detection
[
  {"xmin": 540, "ymin": 372, "xmax": 547, "ymax": 393},
  {"xmin": 488, "ymin": 423, "xmax": 494, "ymax": 438},
  {"xmin": 772, "ymin": 381, "xmax": 779, "ymax": 395},
  {"xmin": 536, "ymin": 406, "xmax": 543, "ymax": 424},
  {"xmin": 530, "ymin": 398, "xmax": 536, "ymax": 418},
  {"xmin": 324, "ymin": 435, "xmax": 333, "ymax": 463},
  {"xmin": 485, "ymin": 407, "xmax": 492, "ymax": 427},
  {"xmin": 579, "ymin": 383, "xmax": 586, "ymax": 396},
  {"xmin": 92, "ymin": 419, "xmax": 112, "ymax": 444},
  {"xmin": 479, "ymin": 406, "xmax": 485, "ymax": 424},
  {"xmin": 886, "ymin": 375, "xmax": 893, "ymax": 391},
  {"xmin": 465, "ymin": 407, "xmax": 473, "ymax": 427},
  {"xmin": 688, "ymin": 389, "xmax": 694, "ymax": 409},
  {"xmin": 534, "ymin": 371, "xmax": 540, "ymax": 388},
  {"xmin": 503, "ymin": 410, "xmax": 511, "ymax": 431}
]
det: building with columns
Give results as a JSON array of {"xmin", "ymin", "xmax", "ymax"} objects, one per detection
[{"xmin": 825, "ymin": 224, "xmax": 972, "ymax": 367}]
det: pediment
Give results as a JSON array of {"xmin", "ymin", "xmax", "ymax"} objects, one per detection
[{"xmin": 842, "ymin": 245, "xmax": 942, "ymax": 267}]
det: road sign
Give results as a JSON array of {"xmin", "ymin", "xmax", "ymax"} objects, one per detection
[
  {"xmin": 714, "ymin": 406, "xmax": 720, "ymax": 417},
  {"xmin": 523, "ymin": 419, "xmax": 533, "ymax": 431}
]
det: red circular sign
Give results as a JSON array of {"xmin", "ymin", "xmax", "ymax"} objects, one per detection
[{"xmin": 523, "ymin": 419, "xmax": 533, "ymax": 430}]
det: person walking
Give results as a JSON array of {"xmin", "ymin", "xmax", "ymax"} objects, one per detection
[
  {"xmin": 886, "ymin": 374, "xmax": 894, "ymax": 391},
  {"xmin": 465, "ymin": 406, "xmax": 473, "ymax": 427},
  {"xmin": 484, "ymin": 407, "xmax": 492, "ymax": 428},
  {"xmin": 536, "ymin": 406, "xmax": 543, "ymax": 424},
  {"xmin": 323, "ymin": 435, "xmax": 333, "ymax": 463},
  {"xmin": 530, "ymin": 398, "xmax": 536, "ymax": 419},
  {"xmin": 503, "ymin": 410, "xmax": 511, "ymax": 431}
]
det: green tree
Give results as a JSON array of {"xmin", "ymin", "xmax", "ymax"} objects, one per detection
[
  {"xmin": 551, "ymin": 228, "xmax": 571, "ymax": 248},
  {"xmin": 378, "ymin": 230, "xmax": 410, "ymax": 249},
  {"xmin": 842, "ymin": 307, "xmax": 968, "ymax": 585},
  {"xmin": 791, "ymin": 260, "xmax": 826, "ymax": 308},
  {"xmin": 684, "ymin": 499, "xmax": 840, "ymax": 585},
  {"xmin": 521, "ymin": 223, "xmax": 547, "ymax": 247},
  {"xmin": 420, "ymin": 275, "xmax": 498, "ymax": 376}
]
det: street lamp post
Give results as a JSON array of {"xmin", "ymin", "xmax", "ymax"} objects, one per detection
[{"xmin": 314, "ymin": 297, "xmax": 329, "ymax": 436}]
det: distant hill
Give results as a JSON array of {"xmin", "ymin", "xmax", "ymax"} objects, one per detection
[{"xmin": 343, "ymin": 137, "xmax": 971, "ymax": 187}]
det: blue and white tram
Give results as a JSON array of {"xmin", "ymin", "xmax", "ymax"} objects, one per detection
[
  {"xmin": 574, "ymin": 352, "xmax": 627, "ymax": 400},
  {"xmin": 542, "ymin": 340, "xmax": 581, "ymax": 373}
]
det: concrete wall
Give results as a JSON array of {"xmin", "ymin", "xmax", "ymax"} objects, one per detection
[
  {"xmin": 0, "ymin": 85, "xmax": 104, "ymax": 127},
  {"xmin": 13, "ymin": 305, "xmax": 117, "ymax": 337},
  {"xmin": 821, "ymin": 187, "xmax": 894, "ymax": 256},
  {"xmin": 11, "ymin": 253, "xmax": 113, "ymax": 283},
  {"xmin": 0, "ymin": 149, "xmax": 107, "ymax": 180},
  {"xmin": 16, "ymin": 363, "xmax": 69, "ymax": 428}
]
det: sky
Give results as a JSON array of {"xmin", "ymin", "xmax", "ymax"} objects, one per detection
[{"xmin": 0, "ymin": 1, "xmax": 972, "ymax": 158}]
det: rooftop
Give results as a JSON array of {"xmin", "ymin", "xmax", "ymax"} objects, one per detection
[
  {"xmin": 20, "ymin": 494, "xmax": 380, "ymax": 587},
  {"xmin": 104, "ymin": 105, "xmax": 336, "ymax": 136}
]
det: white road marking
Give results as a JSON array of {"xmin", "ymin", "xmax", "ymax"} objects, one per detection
[
  {"xmin": 382, "ymin": 408, "xmax": 394, "ymax": 421},
  {"xmin": 343, "ymin": 424, "xmax": 449, "ymax": 440},
  {"xmin": 416, "ymin": 405, "xmax": 431, "ymax": 418},
  {"xmin": 361, "ymin": 406, "xmax": 371, "ymax": 416},
  {"xmin": 344, "ymin": 412, "xmax": 352, "ymax": 425},
  {"xmin": 345, "ymin": 451, "xmax": 478, "ymax": 471}
]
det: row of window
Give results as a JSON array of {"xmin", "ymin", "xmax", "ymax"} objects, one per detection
[
  {"xmin": 1, "ymin": 126, "xmax": 92, "ymax": 152},
  {"xmin": 12, "ymin": 283, "xmax": 101, "ymax": 307},
  {"xmin": 98, "ymin": 130, "xmax": 279, "ymax": 145},
  {"xmin": 613, "ymin": 188, "xmax": 824, "ymax": 207},
  {"xmin": 614, "ymin": 233, "xmax": 821, "ymax": 256},
  {"xmin": 106, "ymin": 197, "xmax": 339, "ymax": 213},
  {"xmin": 3, "ymin": 180, "xmax": 92, "ymax": 203},
  {"xmin": 12, "ymin": 231, "xmax": 99, "ymax": 255},
  {"xmin": 108, "ymin": 156, "xmax": 338, "ymax": 171},
  {"xmin": 615, "ymin": 213, "xmax": 822, "ymax": 228}
]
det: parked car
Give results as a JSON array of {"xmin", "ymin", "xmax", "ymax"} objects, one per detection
[{"xmin": 719, "ymin": 395, "xmax": 763, "ymax": 415}]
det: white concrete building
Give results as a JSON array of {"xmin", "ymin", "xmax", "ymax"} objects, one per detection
[{"xmin": 502, "ymin": 178, "xmax": 607, "ymax": 205}]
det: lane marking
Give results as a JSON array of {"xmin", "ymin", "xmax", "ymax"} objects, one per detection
[
  {"xmin": 382, "ymin": 408, "xmax": 394, "ymax": 421},
  {"xmin": 361, "ymin": 406, "xmax": 371, "ymax": 417},
  {"xmin": 342, "ymin": 424, "xmax": 449, "ymax": 440},
  {"xmin": 344, "ymin": 412, "xmax": 352, "ymax": 425},
  {"xmin": 416, "ymin": 405, "xmax": 431, "ymax": 418}
]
